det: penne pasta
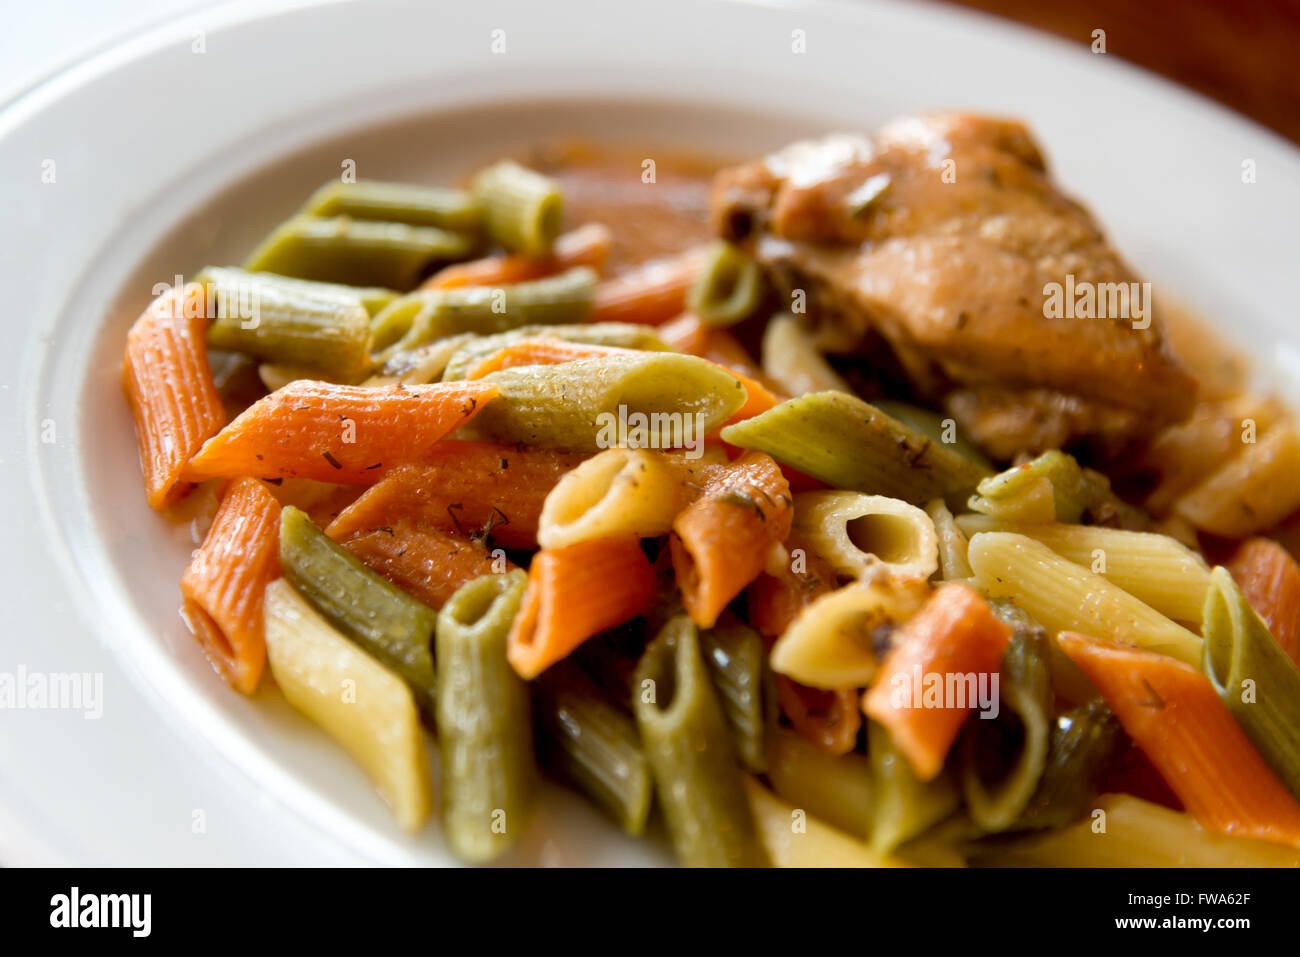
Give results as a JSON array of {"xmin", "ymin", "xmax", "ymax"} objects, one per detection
[
  {"xmin": 671, "ymin": 451, "xmax": 793, "ymax": 629},
  {"xmin": 770, "ymin": 579, "xmax": 929, "ymax": 690},
  {"xmin": 765, "ymin": 726, "xmax": 873, "ymax": 839},
  {"xmin": 793, "ymin": 491, "xmax": 938, "ymax": 583},
  {"xmin": 470, "ymin": 352, "xmax": 747, "ymax": 453},
  {"xmin": 179, "ymin": 477, "xmax": 282, "ymax": 694},
  {"xmin": 339, "ymin": 520, "xmax": 510, "ymax": 610},
  {"xmin": 244, "ymin": 214, "xmax": 476, "ymax": 290},
  {"xmin": 967, "ymin": 532, "xmax": 1203, "ymax": 666},
  {"xmin": 436, "ymin": 570, "xmax": 537, "ymax": 862},
  {"xmin": 122, "ymin": 284, "xmax": 225, "ymax": 509},
  {"xmin": 862, "ymin": 582, "xmax": 1013, "ymax": 781},
  {"xmin": 1058, "ymin": 630, "xmax": 1300, "ymax": 848},
  {"xmin": 1227, "ymin": 537, "xmax": 1300, "ymax": 666},
  {"xmin": 183, "ymin": 379, "xmax": 498, "ymax": 485},
  {"xmin": 972, "ymin": 794, "xmax": 1300, "ymax": 868},
  {"xmin": 264, "ymin": 579, "xmax": 432, "ymax": 831},
  {"xmin": 507, "ymin": 537, "xmax": 656, "ymax": 679},
  {"xmin": 1173, "ymin": 423, "xmax": 1300, "ymax": 537},
  {"xmin": 1202, "ymin": 566, "xmax": 1300, "ymax": 799},
  {"xmin": 536, "ymin": 447, "xmax": 686, "ymax": 549},
  {"xmin": 633, "ymin": 617, "xmax": 768, "ymax": 867},
  {"xmin": 279, "ymin": 506, "xmax": 439, "ymax": 717},
  {"xmin": 775, "ymin": 677, "xmax": 862, "ymax": 756},
  {"xmin": 591, "ymin": 248, "xmax": 709, "ymax": 326},
  {"xmin": 534, "ymin": 662, "xmax": 653, "ymax": 835},
  {"xmin": 687, "ymin": 241, "xmax": 765, "ymax": 327},
  {"xmin": 721, "ymin": 391, "xmax": 990, "ymax": 506},
  {"xmin": 743, "ymin": 776, "xmax": 904, "ymax": 868},
  {"xmin": 326, "ymin": 443, "xmax": 588, "ymax": 550},
  {"xmin": 439, "ymin": 321, "xmax": 670, "ymax": 382},
  {"xmin": 420, "ymin": 223, "xmax": 612, "ymax": 290},
  {"xmin": 956, "ymin": 516, "xmax": 1212, "ymax": 623},
  {"xmin": 301, "ymin": 179, "xmax": 483, "ymax": 232},
  {"xmin": 471, "ymin": 160, "xmax": 563, "ymax": 256},
  {"xmin": 926, "ymin": 498, "xmax": 973, "ymax": 581},
  {"xmin": 699, "ymin": 617, "xmax": 769, "ymax": 772},
  {"xmin": 760, "ymin": 314, "xmax": 851, "ymax": 396},
  {"xmin": 867, "ymin": 719, "xmax": 961, "ymax": 855}
]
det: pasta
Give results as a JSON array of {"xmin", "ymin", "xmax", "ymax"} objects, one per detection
[
  {"xmin": 436, "ymin": 570, "xmax": 537, "ymax": 862},
  {"xmin": 179, "ymin": 477, "xmax": 282, "ymax": 694},
  {"xmin": 633, "ymin": 617, "xmax": 769, "ymax": 867},
  {"xmin": 118, "ymin": 135, "xmax": 1300, "ymax": 867},
  {"xmin": 720, "ymin": 391, "xmax": 991, "ymax": 505},
  {"xmin": 792, "ymin": 491, "xmax": 939, "ymax": 582},
  {"xmin": 1059, "ymin": 631, "xmax": 1300, "ymax": 847},
  {"xmin": 967, "ymin": 531, "xmax": 1203, "ymax": 666},
  {"xmin": 122, "ymin": 284, "xmax": 225, "ymax": 509},
  {"xmin": 1202, "ymin": 567, "xmax": 1300, "ymax": 798},
  {"xmin": 770, "ymin": 579, "xmax": 928, "ymax": 690},
  {"xmin": 956, "ymin": 515, "xmax": 1212, "ymax": 623},
  {"xmin": 264, "ymin": 579, "xmax": 432, "ymax": 832},
  {"xmin": 183, "ymin": 379, "xmax": 498, "ymax": 484}
]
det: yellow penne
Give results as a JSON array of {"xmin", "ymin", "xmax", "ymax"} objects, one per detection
[
  {"xmin": 760, "ymin": 313, "xmax": 850, "ymax": 396},
  {"xmin": 970, "ymin": 794, "xmax": 1300, "ymax": 867},
  {"xmin": 966, "ymin": 532, "xmax": 1201, "ymax": 665},
  {"xmin": 770, "ymin": 579, "xmax": 928, "ymax": 689},
  {"xmin": 537, "ymin": 448, "xmax": 686, "ymax": 549},
  {"xmin": 792, "ymin": 491, "xmax": 938, "ymax": 582},
  {"xmin": 263, "ymin": 579, "xmax": 433, "ymax": 832},
  {"xmin": 1174, "ymin": 423, "xmax": 1300, "ymax": 537},
  {"xmin": 742, "ymin": 776, "xmax": 906, "ymax": 868},
  {"xmin": 956, "ymin": 516, "xmax": 1211, "ymax": 623},
  {"xmin": 925, "ymin": 499, "xmax": 973, "ymax": 581}
]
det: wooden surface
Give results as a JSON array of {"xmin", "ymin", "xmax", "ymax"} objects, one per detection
[{"xmin": 935, "ymin": 0, "xmax": 1300, "ymax": 143}]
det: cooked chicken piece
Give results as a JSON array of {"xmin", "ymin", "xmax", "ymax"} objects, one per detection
[{"xmin": 712, "ymin": 113, "xmax": 1196, "ymax": 460}]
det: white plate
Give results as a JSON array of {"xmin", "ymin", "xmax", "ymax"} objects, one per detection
[{"xmin": 2, "ymin": 0, "xmax": 1299, "ymax": 866}]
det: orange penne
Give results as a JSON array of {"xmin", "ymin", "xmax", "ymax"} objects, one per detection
[
  {"xmin": 591, "ymin": 248, "xmax": 709, "ymax": 326},
  {"xmin": 464, "ymin": 339, "xmax": 635, "ymax": 379},
  {"xmin": 1058, "ymin": 631, "xmax": 1300, "ymax": 847},
  {"xmin": 326, "ymin": 442, "xmax": 587, "ymax": 549},
  {"xmin": 776, "ymin": 676, "xmax": 862, "ymax": 756},
  {"xmin": 1227, "ymin": 538, "xmax": 1300, "ymax": 666},
  {"xmin": 184, "ymin": 379, "xmax": 497, "ymax": 484},
  {"xmin": 746, "ymin": 530, "xmax": 837, "ymax": 639},
  {"xmin": 670, "ymin": 451, "xmax": 793, "ymax": 629},
  {"xmin": 862, "ymin": 582, "xmax": 1013, "ymax": 781},
  {"xmin": 179, "ymin": 477, "xmax": 282, "ymax": 694},
  {"xmin": 507, "ymin": 537, "xmax": 656, "ymax": 679},
  {"xmin": 122, "ymin": 284, "xmax": 225, "ymax": 509},
  {"xmin": 419, "ymin": 223, "xmax": 612, "ymax": 290},
  {"xmin": 340, "ymin": 520, "xmax": 514, "ymax": 610}
]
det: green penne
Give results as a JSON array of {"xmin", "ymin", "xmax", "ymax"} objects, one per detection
[
  {"xmin": 244, "ymin": 214, "xmax": 476, "ymax": 290},
  {"xmin": 278, "ymin": 506, "xmax": 438, "ymax": 718},
  {"xmin": 471, "ymin": 160, "xmax": 563, "ymax": 256},
  {"xmin": 959, "ymin": 623, "xmax": 1052, "ymax": 832},
  {"xmin": 699, "ymin": 617, "xmax": 768, "ymax": 772},
  {"xmin": 687, "ymin": 241, "xmax": 764, "ymax": 327},
  {"xmin": 198, "ymin": 266, "xmax": 373, "ymax": 381},
  {"xmin": 868, "ymin": 719, "xmax": 961, "ymax": 854},
  {"xmin": 366, "ymin": 333, "xmax": 477, "ymax": 386},
  {"xmin": 468, "ymin": 353, "xmax": 747, "ymax": 452},
  {"xmin": 200, "ymin": 266, "xmax": 397, "ymax": 316},
  {"xmin": 435, "ymin": 570, "xmax": 536, "ymax": 862},
  {"xmin": 535, "ymin": 661, "xmax": 653, "ymax": 836},
  {"xmin": 440, "ymin": 322, "xmax": 671, "ymax": 382},
  {"xmin": 302, "ymin": 179, "xmax": 483, "ymax": 232},
  {"xmin": 968, "ymin": 449, "xmax": 1092, "ymax": 523},
  {"xmin": 1202, "ymin": 566, "xmax": 1300, "ymax": 799},
  {"xmin": 371, "ymin": 267, "xmax": 597, "ymax": 362},
  {"xmin": 765, "ymin": 727, "xmax": 873, "ymax": 839},
  {"xmin": 872, "ymin": 399, "xmax": 993, "ymax": 471},
  {"xmin": 633, "ymin": 617, "xmax": 768, "ymax": 867},
  {"xmin": 720, "ymin": 391, "xmax": 991, "ymax": 505},
  {"xmin": 1013, "ymin": 698, "xmax": 1122, "ymax": 831}
]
